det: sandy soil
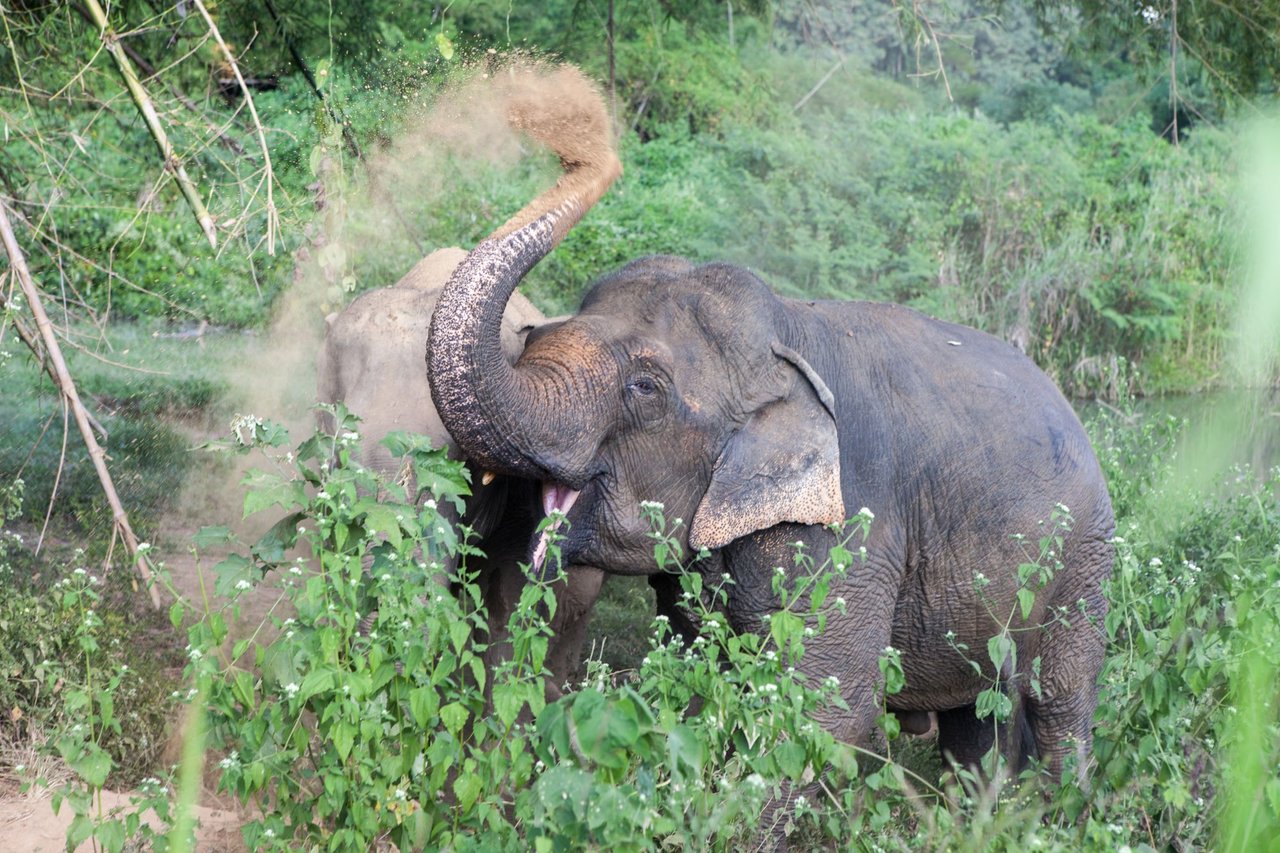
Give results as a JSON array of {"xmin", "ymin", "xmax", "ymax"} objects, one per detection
[{"xmin": 0, "ymin": 781, "xmax": 248, "ymax": 852}]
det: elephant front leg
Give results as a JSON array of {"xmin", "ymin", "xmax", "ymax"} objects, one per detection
[{"xmin": 724, "ymin": 524, "xmax": 904, "ymax": 843}]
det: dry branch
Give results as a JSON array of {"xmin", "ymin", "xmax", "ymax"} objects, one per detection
[
  {"xmin": 193, "ymin": 0, "xmax": 279, "ymax": 254},
  {"xmin": 0, "ymin": 199, "xmax": 161, "ymax": 609},
  {"xmin": 80, "ymin": 0, "xmax": 218, "ymax": 248}
]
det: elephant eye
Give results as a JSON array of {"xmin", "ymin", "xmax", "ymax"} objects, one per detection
[{"xmin": 627, "ymin": 376, "xmax": 658, "ymax": 397}]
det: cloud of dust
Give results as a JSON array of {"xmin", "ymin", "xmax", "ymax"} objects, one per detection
[{"xmin": 176, "ymin": 58, "xmax": 610, "ymax": 531}]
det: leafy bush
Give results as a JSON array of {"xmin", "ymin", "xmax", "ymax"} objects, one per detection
[{"xmin": 164, "ymin": 410, "xmax": 873, "ymax": 849}]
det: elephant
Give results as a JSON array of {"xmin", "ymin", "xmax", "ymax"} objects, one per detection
[
  {"xmin": 425, "ymin": 63, "xmax": 1116, "ymax": 802},
  {"xmin": 316, "ymin": 246, "xmax": 604, "ymax": 700}
]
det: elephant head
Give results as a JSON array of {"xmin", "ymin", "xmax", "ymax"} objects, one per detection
[
  {"xmin": 318, "ymin": 246, "xmax": 541, "ymax": 480},
  {"xmin": 428, "ymin": 70, "xmax": 844, "ymax": 578}
]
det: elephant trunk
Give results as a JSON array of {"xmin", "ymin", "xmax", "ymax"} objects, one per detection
[{"xmin": 428, "ymin": 64, "xmax": 621, "ymax": 488}]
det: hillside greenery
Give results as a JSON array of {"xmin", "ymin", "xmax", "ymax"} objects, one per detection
[{"xmin": 0, "ymin": 1, "xmax": 1278, "ymax": 850}]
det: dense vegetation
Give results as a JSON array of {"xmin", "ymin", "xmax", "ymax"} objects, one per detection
[{"xmin": 1, "ymin": 1, "xmax": 1277, "ymax": 850}]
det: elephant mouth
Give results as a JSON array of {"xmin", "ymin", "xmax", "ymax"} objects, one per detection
[{"xmin": 531, "ymin": 480, "xmax": 583, "ymax": 579}]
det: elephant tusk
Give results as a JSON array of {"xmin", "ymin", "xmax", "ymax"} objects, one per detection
[{"xmin": 481, "ymin": 470, "xmax": 496, "ymax": 486}]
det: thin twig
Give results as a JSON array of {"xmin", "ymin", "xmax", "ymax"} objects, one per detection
[
  {"xmin": 192, "ymin": 0, "xmax": 279, "ymax": 254},
  {"xmin": 794, "ymin": 55, "xmax": 845, "ymax": 112},
  {"xmin": 80, "ymin": 0, "xmax": 218, "ymax": 247},
  {"xmin": 261, "ymin": 0, "xmax": 363, "ymax": 160},
  {"xmin": 0, "ymin": 199, "xmax": 161, "ymax": 608}
]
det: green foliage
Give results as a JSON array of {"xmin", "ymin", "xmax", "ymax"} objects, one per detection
[
  {"xmin": 157, "ymin": 412, "xmax": 875, "ymax": 849},
  {"xmin": 2, "ymin": 556, "xmax": 177, "ymax": 816},
  {"xmin": 0, "ymin": 398, "xmax": 189, "ymax": 543},
  {"xmin": 1031, "ymin": 0, "xmax": 1280, "ymax": 101}
]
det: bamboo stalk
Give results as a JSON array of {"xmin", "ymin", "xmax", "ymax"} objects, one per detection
[
  {"xmin": 80, "ymin": 0, "xmax": 218, "ymax": 248},
  {"xmin": 0, "ymin": 200, "xmax": 162, "ymax": 608},
  {"xmin": 192, "ymin": 0, "xmax": 279, "ymax": 255}
]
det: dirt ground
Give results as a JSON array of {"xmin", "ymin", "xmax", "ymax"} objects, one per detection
[
  {"xmin": 0, "ymin": 450, "xmax": 299, "ymax": 851},
  {"xmin": 0, "ymin": 781, "xmax": 248, "ymax": 852}
]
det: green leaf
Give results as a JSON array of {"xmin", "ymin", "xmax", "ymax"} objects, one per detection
[
  {"xmin": 435, "ymin": 32, "xmax": 455, "ymax": 61},
  {"xmin": 68, "ymin": 743, "xmax": 112, "ymax": 788},
  {"xmin": 986, "ymin": 632, "xmax": 1015, "ymax": 672},
  {"xmin": 212, "ymin": 554, "xmax": 256, "ymax": 599},
  {"xmin": 299, "ymin": 669, "xmax": 334, "ymax": 702},
  {"xmin": 772, "ymin": 741, "xmax": 807, "ymax": 780},
  {"xmin": 440, "ymin": 702, "xmax": 469, "ymax": 736},
  {"xmin": 169, "ymin": 600, "xmax": 185, "ymax": 630},
  {"xmin": 253, "ymin": 512, "xmax": 305, "ymax": 564},
  {"xmin": 333, "ymin": 723, "xmax": 354, "ymax": 762},
  {"xmin": 974, "ymin": 687, "xmax": 1012, "ymax": 722},
  {"xmin": 193, "ymin": 525, "xmax": 235, "ymax": 549},
  {"xmin": 409, "ymin": 686, "xmax": 439, "ymax": 727},
  {"xmin": 493, "ymin": 683, "xmax": 527, "ymax": 730},
  {"xmin": 357, "ymin": 503, "xmax": 405, "ymax": 551},
  {"xmin": 240, "ymin": 469, "xmax": 307, "ymax": 517},
  {"xmin": 666, "ymin": 724, "xmax": 704, "ymax": 781},
  {"xmin": 770, "ymin": 610, "xmax": 804, "ymax": 654},
  {"xmin": 314, "ymin": 58, "xmax": 333, "ymax": 92},
  {"xmin": 454, "ymin": 771, "xmax": 481, "ymax": 811},
  {"xmin": 95, "ymin": 818, "xmax": 126, "ymax": 853},
  {"xmin": 1017, "ymin": 586, "xmax": 1037, "ymax": 621}
]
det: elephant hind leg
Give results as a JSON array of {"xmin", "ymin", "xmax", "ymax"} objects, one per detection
[{"xmin": 1027, "ymin": 542, "xmax": 1111, "ymax": 781}]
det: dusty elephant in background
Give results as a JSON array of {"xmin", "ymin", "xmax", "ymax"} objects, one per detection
[
  {"xmin": 316, "ymin": 246, "xmax": 604, "ymax": 699},
  {"xmin": 427, "ymin": 62, "xmax": 1115, "ymax": 805}
]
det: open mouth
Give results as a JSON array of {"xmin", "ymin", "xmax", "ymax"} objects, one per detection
[{"xmin": 530, "ymin": 480, "xmax": 581, "ymax": 578}]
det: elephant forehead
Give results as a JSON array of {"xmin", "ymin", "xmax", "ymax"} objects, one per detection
[{"xmin": 521, "ymin": 320, "xmax": 615, "ymax": 373}]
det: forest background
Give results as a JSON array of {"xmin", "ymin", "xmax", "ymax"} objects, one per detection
[{"xmin": 0, "ymin": 0, "xmax": 1278, "ymax": 850}]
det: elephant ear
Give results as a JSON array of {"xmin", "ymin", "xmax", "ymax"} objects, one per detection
[{"xmin": 689, "ymin": 343, "xmax": 845, "ymax": 551}]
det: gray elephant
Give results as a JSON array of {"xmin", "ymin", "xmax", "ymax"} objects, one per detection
[
  {"xmin": 317, "ymin": 247, "xmax": 604, "ymax": 699},
  {"xmin": 426, "ymin": 72, "xmax": 1115, "ymax": 790}
]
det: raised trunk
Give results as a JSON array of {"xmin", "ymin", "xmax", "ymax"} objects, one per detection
[{"xmin": 427, "ymin": 64, "xmax": 621, "ymax": 487}]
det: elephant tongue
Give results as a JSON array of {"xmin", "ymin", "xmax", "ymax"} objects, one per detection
[{"xmin": 531, "ymin": 482, "xmax": 581, "ymax": 579}]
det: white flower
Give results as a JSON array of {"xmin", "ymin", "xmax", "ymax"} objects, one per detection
[
  {"xmin": 857, "ymin": 507, "xmax": 875, "ymax": 520},
  {"xmin": 639, "ymin": 500, "xmax": 665, "ymax": 511},
  {"xmin": 235, "ymin": 579, "xmax": 252, "ymax": 591},
  {"xmin": 1139, "ymin": 5, "xmax": 1160, "ymax": 25},
  {"xmin": 316, "ymin": 490, "xmax": 331, "ymax": 500},
  {"xmin": 1149, "ymin": 557, "xmax": 1163, "ymax": 567},
  {"xmin": 283, "ymin": 682, "xmax": 300, "ymax": 699}
]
